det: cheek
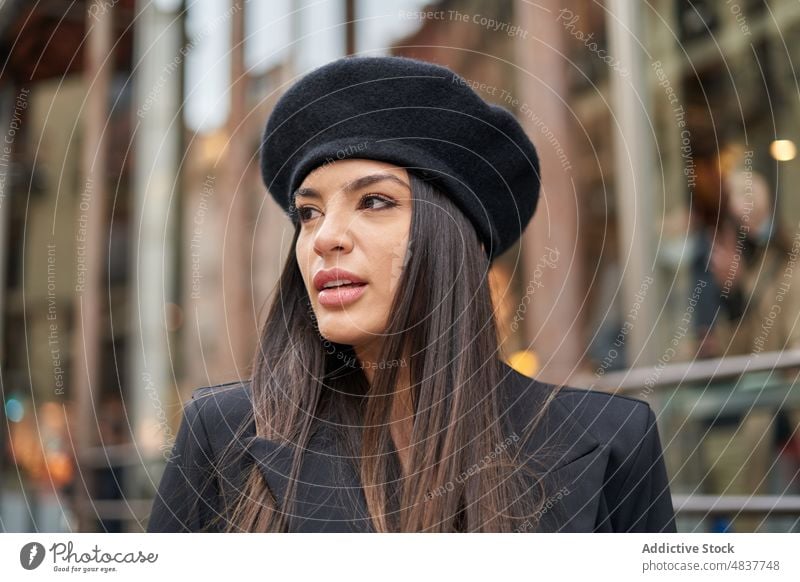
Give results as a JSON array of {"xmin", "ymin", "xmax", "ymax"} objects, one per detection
[{"xmin": 370, "ymin": 237, "xmax": 410, "ymax": 301}]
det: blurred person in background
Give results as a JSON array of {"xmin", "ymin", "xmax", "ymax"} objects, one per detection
[
  {"xmin": 713, "ymin": 145, "xmax": 800, "ymax": 356},
  {"xmin": 658, "ymin": 112, "xmax": 747, "ymax": 359}
]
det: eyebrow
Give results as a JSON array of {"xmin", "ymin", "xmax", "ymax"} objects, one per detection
[{"xmin": 293, "ymin": 172, "xmax": 410, "ymax": 201}]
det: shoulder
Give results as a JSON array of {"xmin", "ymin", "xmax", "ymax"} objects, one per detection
[
  {"xmin": 499, "ymin": 361, "xmax": 655, "ymax": 442},
  {"xmin": 498, "ymin": 364, "xmax": 676, "ymax": 532},
  {"xmin": 183, "ymin": 380, "xmax": 255, "ymax": 449},
  {"xmin": 191, "ymin": 379, "xmax": 252, "ymax": 405},
  {"xmin": 551, "ymin": 384, "xmax": 656, "ymax": 447},
  {"xmin": 498, "ymin": 362, "xmax": 660, "ymax": 471},
  {"xmin": 147, "ymin": 381, "xmax": 252, "ymax": 532}
]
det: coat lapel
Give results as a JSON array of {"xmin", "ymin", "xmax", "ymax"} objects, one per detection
[
  {"xmin": 533, "ymin": 441, "xmax": 609, "ymax": 532},
  {"xmin": 243, "ymin": 425, "xmax": 374, "ymax": 532},
  {"xmin": 501, "ymin": 369, "xmax": 609, "ymax": 532}
]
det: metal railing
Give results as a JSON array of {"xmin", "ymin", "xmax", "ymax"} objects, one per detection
[{"xmin": 579, "ymin": 349, "xmax": 800, "ymax": 531}]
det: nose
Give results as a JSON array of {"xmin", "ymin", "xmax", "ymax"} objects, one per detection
[{"xmin": 312, "ymin": 205, "xmax": 354, "ymax": 257}]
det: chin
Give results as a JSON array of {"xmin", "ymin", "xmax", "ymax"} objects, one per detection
[{"xmin": 318, "ymin": 323, "xmax": 369, "ymax": 347}]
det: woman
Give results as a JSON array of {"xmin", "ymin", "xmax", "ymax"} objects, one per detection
[{"xmin": 146, "ymin": 55, "xmax": 676, "ymax": 533}]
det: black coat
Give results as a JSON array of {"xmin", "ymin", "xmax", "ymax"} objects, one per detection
[{"xmin": 146, "ymin": 362, "xmax": 677, "ymax": 533}]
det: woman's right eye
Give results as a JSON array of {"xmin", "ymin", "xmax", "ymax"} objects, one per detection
[{"xmin": 297, "ymin": 206, "xmax": 320, "ymax": 222}]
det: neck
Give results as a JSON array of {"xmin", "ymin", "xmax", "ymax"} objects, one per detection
[{"xmin": 355, "ymin": 344, "xmax": 413, "ymax": 476}]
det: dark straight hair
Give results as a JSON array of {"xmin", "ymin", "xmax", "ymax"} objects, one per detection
[{"xmin": 213, "ymin": 170, "xmax": 556, "ymax": 532}]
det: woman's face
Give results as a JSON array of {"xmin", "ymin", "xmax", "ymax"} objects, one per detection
[{"xmin": 294, "ymin": 158, "xmax": 412, "ymax": 356}]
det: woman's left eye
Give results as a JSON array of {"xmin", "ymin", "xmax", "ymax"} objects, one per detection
[{"xmin": 360, "ymin": 193, "xmax": 396, "ymax": 210}]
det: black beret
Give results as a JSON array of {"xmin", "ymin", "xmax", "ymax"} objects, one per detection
[{"xmin": 260, "ymin": 55, "xmax": 541, "ymax": 261}]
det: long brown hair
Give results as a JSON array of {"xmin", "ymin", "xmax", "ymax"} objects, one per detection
[{"xmin": 214, "ymin": 170, "xmax": 556, "ymax": 532}]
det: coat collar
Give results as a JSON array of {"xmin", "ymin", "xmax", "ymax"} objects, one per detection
[
  {"xmin": 239, "ymin": 363, "xmax": 607, "ymax": 532},
  {"xmin": 242, "ymin": 423, "xmax": 374, "ymax": 532}
]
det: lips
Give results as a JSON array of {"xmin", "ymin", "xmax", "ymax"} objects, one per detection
[
  {"xmin": 317, "ymin": 282, "xmax": 367, "ymax": 307},
  {"xmin": 320, "ymin": 280, "xmax": 366, "ymax": 290},
  {"xmin": 313, "ymin": 268, "xmax": 367, "ymax": 292},
  {"xmin": 313, "ymin": 268, "xmax": 368, "ymax": 308}
]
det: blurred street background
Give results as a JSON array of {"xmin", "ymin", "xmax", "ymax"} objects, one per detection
[{"xmin": 1, "ymin": 0, "xmax": 799, "ymax": 532}]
